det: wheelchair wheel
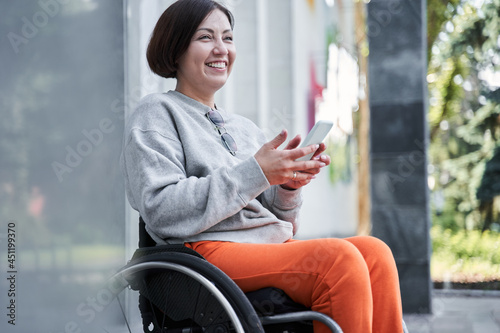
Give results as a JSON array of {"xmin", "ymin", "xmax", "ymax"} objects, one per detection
[{"xmin": 102, "ymin": 252, "xmax": 265, "ymax": 333}]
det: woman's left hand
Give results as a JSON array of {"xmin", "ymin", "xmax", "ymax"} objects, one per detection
[{"xmin": 280, "ymin": 135, "xmax": 331, "ymax": 190}]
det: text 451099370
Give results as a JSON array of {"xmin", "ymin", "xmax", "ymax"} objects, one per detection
[{"xmin": 6, "ymin": 221, "xmax": 17, "ymax": 326}]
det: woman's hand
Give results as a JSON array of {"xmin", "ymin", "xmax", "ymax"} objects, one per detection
[
  {"xmin": 281, "ymin": 134, "xmax": 331, "ymax": 190},
  {"xmin": 254, "ymin": 130, "xmax": 330, "ymax": 190}
]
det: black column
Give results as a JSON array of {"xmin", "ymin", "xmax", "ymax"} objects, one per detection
[{"xmin": 367, "ymin": 0, "xmax": 432, "ymax": 313}]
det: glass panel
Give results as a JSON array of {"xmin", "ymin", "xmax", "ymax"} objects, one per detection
[{"xmin": 0, "ymin": 1, "xmax": 125, "ymax": 331}]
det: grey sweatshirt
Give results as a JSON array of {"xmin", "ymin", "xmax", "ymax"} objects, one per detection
[{"xmin": 120, "ymin": 91, "xmax": 303, "ymax": 244}]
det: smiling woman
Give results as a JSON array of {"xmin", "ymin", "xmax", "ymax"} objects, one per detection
[{"xmin": 120, "ymin": 1, "xmax": 404, "ymax": 332}]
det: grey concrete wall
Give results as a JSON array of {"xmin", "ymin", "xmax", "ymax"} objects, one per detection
[{"xmin": 367, "ymin": 0, "xmax": 432, "ymax": 313}]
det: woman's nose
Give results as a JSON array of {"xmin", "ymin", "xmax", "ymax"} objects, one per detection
[{"xmin": 213, "ymin": 38, "xmax": 229, "ymax": 55}]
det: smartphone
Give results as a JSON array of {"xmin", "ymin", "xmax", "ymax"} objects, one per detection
[{"xmin": 296, "ymin": 120, "xmax": 334, "ymax": 161}]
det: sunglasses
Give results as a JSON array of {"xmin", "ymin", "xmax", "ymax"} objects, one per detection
[{"xmin": 206, "ymin": 109, "xmax": 238, "ymax": 156}]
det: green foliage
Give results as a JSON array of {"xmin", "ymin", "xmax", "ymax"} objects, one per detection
[
  {"xmin": 432, "ymin": 226, "xmax": 500, "ymax": 264},
  {"xmin": 427, "ymin": 0, "xmax": 461, "ymax": 63},
  {"xmin": 431, "ymin": 226, "xmax": 500, "ymax": 281},
  {"xmin": 327, "ymin": 137, "xmax": 354, "ymax": 184},
  {"xmin": 428, "ymin": 0, "xmax": 500, "ymax": 231},
  {"xmin": 477, "ymin": 147, "xmax": 500, "ymax": 201}
]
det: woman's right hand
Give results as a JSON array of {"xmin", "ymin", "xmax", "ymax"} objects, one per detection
[{"xmin": 254, "ymin": 129, "xmax": 326, "ymax": 187}]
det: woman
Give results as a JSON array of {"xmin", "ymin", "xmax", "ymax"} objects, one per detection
[{"xmin": 121, "ymin": 0, "xmax": 404, "ymax": 332}]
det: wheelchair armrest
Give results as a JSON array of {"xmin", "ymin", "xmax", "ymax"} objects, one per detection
[{"xmin": 260, "ymin": 311, "xmax": 343, "ymax": 333}]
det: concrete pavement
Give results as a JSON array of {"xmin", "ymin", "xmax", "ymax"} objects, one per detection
[{"xmin": 404, "ymin": 289, "xmax": 500, "ymax": 333}]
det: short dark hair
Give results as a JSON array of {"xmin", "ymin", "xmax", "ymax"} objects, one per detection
[{"xmin": 147, "ymin": 0, "xmax": 234, "ymax": 79}]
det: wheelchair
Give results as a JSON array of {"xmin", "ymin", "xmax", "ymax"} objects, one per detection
[{"xmin": 109, "ymin": 218, "xmax": 409, "ymax": 333}]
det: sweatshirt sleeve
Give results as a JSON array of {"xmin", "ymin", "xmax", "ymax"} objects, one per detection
[
  {"xmin": 121, "ymin": 128, "xmax": 271, "ymax": 240},
  {"xmin": 259, "ymin": 185, "xmax": 303, "ymax": 235}
]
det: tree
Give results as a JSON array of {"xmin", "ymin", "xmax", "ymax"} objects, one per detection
[{"xmin": 427, "ymin": 0, "xmax": 500, "ymax": 231}]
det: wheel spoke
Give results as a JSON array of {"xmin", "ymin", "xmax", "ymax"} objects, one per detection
[{"xmin": 117, "ymin": 294, "xmax": 133, "ymax": 333}]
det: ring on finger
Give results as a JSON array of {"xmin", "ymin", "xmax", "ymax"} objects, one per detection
[{"xmin": 292, "ymin": 171, "xmax": 297, "ymax": 180}]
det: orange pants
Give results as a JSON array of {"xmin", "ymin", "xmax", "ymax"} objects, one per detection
[{"xmin": 186, "ymin": 236, "xmax": 403, "ymax": 333}]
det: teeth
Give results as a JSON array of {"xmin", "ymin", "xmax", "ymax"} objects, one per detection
[{"xmin": 207, "ymin": 62, "xmax": 226, "ymax": 69}]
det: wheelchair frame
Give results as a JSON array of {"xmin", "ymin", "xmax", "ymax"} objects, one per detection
[{"xmin": 112, "ymin": 245, "xmax": 343, "ymax": 332}]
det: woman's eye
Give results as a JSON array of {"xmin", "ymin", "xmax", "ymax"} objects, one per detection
[
  {"xmin": 199, "ymin": 35, "xmax": 211, "ymax": 40},
  {"xmin": 224, "ymin": 36, "xmax": 233, "ymax": 41}
]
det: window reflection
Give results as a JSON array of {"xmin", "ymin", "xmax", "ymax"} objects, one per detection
[{"xmin": 0, "ymin": 1, "xmax": 125, "ymax": 331}]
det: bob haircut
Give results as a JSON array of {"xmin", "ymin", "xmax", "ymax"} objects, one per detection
[{"xmin": 147, "ymin": 0, "xmax": 234, "ymax": 79}]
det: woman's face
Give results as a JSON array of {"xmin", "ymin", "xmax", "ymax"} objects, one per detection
[{"xmin": 176, "ymin": 9, "xmax": 236, "ymax": 99}]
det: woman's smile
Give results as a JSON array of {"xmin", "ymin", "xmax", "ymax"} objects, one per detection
[{"xmin": 206, "ymin": 61, "xmax": 227, "ymax": 70}]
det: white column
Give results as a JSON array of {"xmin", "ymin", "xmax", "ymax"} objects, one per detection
[{"xmin": 256, "ymin": 0, "xmax": 269, "ymax": 131}]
